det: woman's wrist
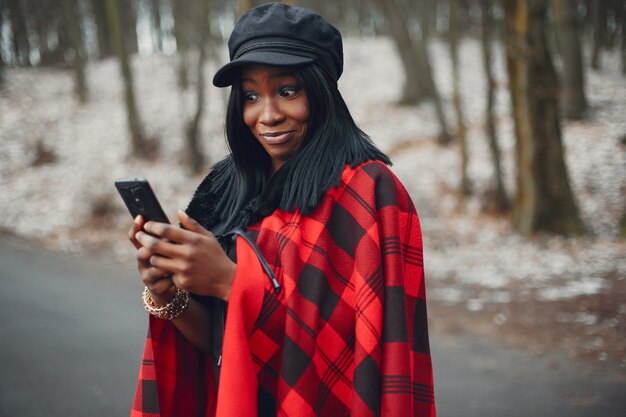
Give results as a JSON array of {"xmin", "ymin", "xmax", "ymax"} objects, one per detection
[
  {"xmin": 149, "ymin": 286, "xmax": 176, "ymax": 306},
  {"xmin": 142, "ymin": 286, "xmax": 190, "ymax": 320},
  {"xmin": 150, "ymin": 290, "xmax": 175, "ymax": 306}
]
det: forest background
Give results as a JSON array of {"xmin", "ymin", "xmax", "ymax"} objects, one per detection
[{"xmin": 0, "ymin": 0, "xmax": 625, "ymax": 407}]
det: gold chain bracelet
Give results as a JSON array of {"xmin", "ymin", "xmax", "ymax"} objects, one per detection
[{"xmin": 142, "ymin": 286, "xmax": 190, "ymax": 320}]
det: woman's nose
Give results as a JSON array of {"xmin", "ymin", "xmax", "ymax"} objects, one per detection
[{"xmin": 258, "ymin": 99, "xmax": 285, "ymax": 126}]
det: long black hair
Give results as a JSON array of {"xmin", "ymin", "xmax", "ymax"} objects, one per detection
[{"xmin": 205, "ymin": 64, "xmax": 390, "ymax": 231}]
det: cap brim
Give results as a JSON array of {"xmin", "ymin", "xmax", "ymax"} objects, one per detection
[{"xmin": 213, "ymin": 50, "xmax": 315, "ymax": 87}]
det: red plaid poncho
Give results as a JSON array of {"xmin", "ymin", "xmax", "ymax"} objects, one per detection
[{"xmin": 131, "ymin": 161, "xmax": 435, "ymax": 417}]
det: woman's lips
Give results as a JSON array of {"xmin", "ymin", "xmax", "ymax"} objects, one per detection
[{"xmin": 260, "ymin": 131, "xmax": 295, "ymax": 144}]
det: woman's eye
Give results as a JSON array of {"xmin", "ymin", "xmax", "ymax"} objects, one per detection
[
  {"xmin": 243, "ymin": 91, "xmax": 259, "ymax": 102},
  {"xmin": 279, "ymin": 86, "xmax": 298, "ymax": 97}
]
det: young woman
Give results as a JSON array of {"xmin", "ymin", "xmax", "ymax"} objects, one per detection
[{"xmin": 128, "ymin": 3, "xmax": 435, "ymax": 416}]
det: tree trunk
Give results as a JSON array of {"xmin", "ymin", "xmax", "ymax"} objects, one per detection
[
  {"xmin": 105, "ymin": 0, "xmax": 151, "ymax": 158},
  {"xmin": 417, "ymin": 0, "xmax": 434, "ymax": 40},
  {"xmin": 185, "ymin": 0, "xmax": 210, "ymax": 174},
  {"xmin": 622, "ymin": 4, "xmax": 626, "ymax": 75},
  {"xmin": 237, "ymin": 0, "xmax": 273, "ymax": 15},
  {"xmin": 149, "ymin": 0, "xmax": 163, "ymax": 52},
  {"xmin": 91, "ymin": 0, "xmax": 113, "ymax": 58},
  {"xmin": 397, "ymin": 0, "xmax": 438, "ymax": 99},
  {"xmin": 591, "ymin": 0, "xmax": 606, "ymax": 69},
  {"xmin": 121, "ymin": 0, "xmax": 139, "ymax": 55},
  {"xmin": 0, "ymin": 8, "xmax": 5, "ymax": 85},
  {"xmin": 375, "ymin": 0, "xmax": 427, "ymax": 104},
  {"xmin": 36, "ymin": 2, "xmax": 72, "ymax": 67},
  {"xmin": 617, "ymin": 134, "xmax": 626, "ymax": 239},
  {"xmin": 30, "ymin": 3, "xmax": 53, "ymax": 64},
  {"xmin": 449, "ymin": 0, "xmax": 471, "ymax": 195},
  {"xmin": 399, "ymin": 0, "xmax": 452, "ymax": 144},
  {"xmin": 237, "ymin": 0, "xmax": 250, "ymax": 15},
  {"xmin": 605, "ymin": 0, "xmax": 621, "ymax": 48},
  {"xmin": 480, "ymin": 0, "xmax": 509, "ymax": 213},
  {"xmin": 377, "ymin": 0, "xmax": 452, "ymax": 144},
  {"xmin": 64, "ymin": 0, "xmax": 88, "ymax": 103},
  {"xmin": 8, "ymin": 0, "xmax": 31, "ymax": 65},
  {"xmin": 0, "ymin": 40, "xmax": 4, "ymax": 86},
  {"xmin": 551, "ymin": 0, "xmax": 587, "ymax": 119},
  {"xmin": 504, "ymin": 0, "xmax": 586, "ymax": 235},
  {"xmin": 172, "ymin": 0, "xmax": 190, "ymax": 89}
]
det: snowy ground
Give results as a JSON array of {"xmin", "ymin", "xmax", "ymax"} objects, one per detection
[{"xmin": 1, "ymin": 37, "xmax": 625, "ymax": 364}]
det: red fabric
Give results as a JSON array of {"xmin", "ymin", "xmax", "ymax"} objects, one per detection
[
  {"xmin": 130, "ymin": 314, "xmax": 216, "ymax": 416},
  {"xmin": 131, "ymin": 161, "xmax": 436, "ymax": 416},
  {"xmin": 215, "ymin": 236, "xmax": 265, "ymax": 416}
]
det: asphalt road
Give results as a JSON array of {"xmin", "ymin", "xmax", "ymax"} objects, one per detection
[{"xmin": 1, "ymin": 235, "xmax": 624, "ymax": 417}]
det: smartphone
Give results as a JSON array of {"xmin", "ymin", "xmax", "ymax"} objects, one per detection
[{"xmin": 114, "ymin": 178, "xmax": 170, "ymax": 223}]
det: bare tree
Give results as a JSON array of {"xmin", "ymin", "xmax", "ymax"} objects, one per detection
[
  {"xmin": 105, "ymin": 0, "xmax": 152, "ymax": 158},
  {"xmin": 149, "ymin": 0, "xmax": 164, "ymax": 52},
  {"xmin": 237, "ymin": 0, "xmax": 281, "ymax": 15},
  {"xmin": 185, "ymin": 0, "xmax": 210, "ymax": 174},
  {"xmin": 376, "ymin": 0, "xmax": 452, "ymax": 144},
  {"xmin": 417, "ymin": 0, "xmax": 436, "ymax": 40},
  {"xmin": 551, "ymin": 0, "xmax": 587, "ymax": 119},
  {"xmin": 0, "ymin": 8, "xmax": 5, "ymax": 86},
  {"xmin": 618, "ymin": 136, "xmax": 626, "ymax": 239},
  {"xmin": 121, "ymin": 0, "xmax": 139, "ymax": 54},
  {"xmin": 504, "ymin": 0, "xmax": 586, "ymax": 235},
  {"xmin": 400, "ymin": 0, "xmax": 451, "ymax": 144},
  {"xmin": 63, "ymin": 0, "xmax": 88, "ymax": 103},
  {"xmin": 7, "ymin": 0, "xmax": 30, "ymax": 66},
  {"xmin": 91, "ymin": 0, "xmax": 113, "ymax": 58},
  {"xmin": 449, "ymin": 0, "xmax": 471, "ymax": 195},
  {"xmin": 376, "ymin": 0, "xmax": 426, "ymax": 103},
  {"xmin": 622, "ymin": 5, "xmax": 626, "ymax": 75},
  {"xmin": 172, "ymin": 0, "xmax": 190, "ymax": 89},
  {"xmin": 28, "ymin": 1, "xmax": 60, "ymax": 65},
  {"xmin": 480, "ymin": 0, "xmax": 509, "ymax": 213},
  {"xmin": 590, "ymin": 0, "xmax": 606, "ymax": 70}
]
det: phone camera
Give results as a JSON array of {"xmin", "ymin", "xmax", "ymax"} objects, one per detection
[{"xmin": 130, "ymin": 187, "xmax": 145, "ymax": 211}]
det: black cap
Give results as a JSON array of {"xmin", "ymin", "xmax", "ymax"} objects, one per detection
[{"xmin": 213, "ymin": 2, "xmax": 343, "ymax": 87}]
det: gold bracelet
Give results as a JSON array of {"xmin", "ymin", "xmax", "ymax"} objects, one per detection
[{"xmin": 142, "ymin": 286, "xmax": 190, "ymax": 320}]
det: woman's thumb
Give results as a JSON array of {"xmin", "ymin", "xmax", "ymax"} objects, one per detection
[{"xmin": 177, "ymin": 210, "xmax": 206, "ymax": 233}]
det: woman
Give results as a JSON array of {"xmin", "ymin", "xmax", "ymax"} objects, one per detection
[{"xmin": 129, "ymin": 3, "xmax": 435, "ymax": 416}]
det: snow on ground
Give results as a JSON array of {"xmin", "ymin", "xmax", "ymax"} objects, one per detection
[{"xmin": 1, "ymin": 37, "xmax": 625, "ymax": 309}]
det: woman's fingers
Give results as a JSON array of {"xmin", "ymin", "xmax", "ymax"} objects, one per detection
[
  {"xmin": 135, "ymin": 230, "xmax": 187, "ymax": 259},
  {"xmin": 149, "ymin": 255, "xmax": 197, "ymax": 292},
  {"xmin": 128, "ymin": 215, "xmax": 144, "ymax": 249},
  {"xmin": 130, "ymin": 216, "xmax": 177, "ymax": 302},
  {"xmin": 147, "ymin": 253, "xmax": 181, "ymax": 274},
  {"xmin": 177, "ymin": 210, "xmax": 211, "ymax": 236},
  {"xmin": 138, "ymin": 258, "xmax": 174, "ymax": 294},
  {"xmin": 143, "ymin": 221, "xmax": 186, "ymax": 241},
  {"xmin": 136, "ymin": 245, "xmax": 153, "ymax": 264},
  {"xmin": 135, "ymin": 226, "xmax": 200, "ymax": 280},
  {"xmin": 144, "ymin": 273, "xmax": 175, "ymax": 296},
  {"xmin": 137, "ymin": 247, "xmax": 170, "ymax": 279},
  {"xmin": 144, "ymin": 218, "xmax": 215, "ymax": 244},
  {"xmin": 135, "ymin": 216, "xmax": 235, "ymax": 300}
]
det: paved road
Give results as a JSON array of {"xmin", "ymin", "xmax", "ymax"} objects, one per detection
[{"xmin": 1, "ymin": 235, "xmax": 624, "ymax": 416}]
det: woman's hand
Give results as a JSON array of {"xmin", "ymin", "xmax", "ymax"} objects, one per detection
[
  {"xmin": 134, "ymin": 210, "xmax": 236, "ymax": 301},
  {"xmin": 128, "ymin": 215, "xmax": 176, "ymax": 305}
]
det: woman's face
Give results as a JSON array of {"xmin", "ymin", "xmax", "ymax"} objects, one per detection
[{"xmin": 241, "ymin": 65, "xmax": 309, "ymax": 173}]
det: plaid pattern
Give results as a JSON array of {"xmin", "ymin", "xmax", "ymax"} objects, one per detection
[
  {"xmin": 131, "ymin": 316, "xmax": 216, "ymax": 417},
  {"xmin": 131, "ymin": 161, "xmax": 435, "ymax": 417}
]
